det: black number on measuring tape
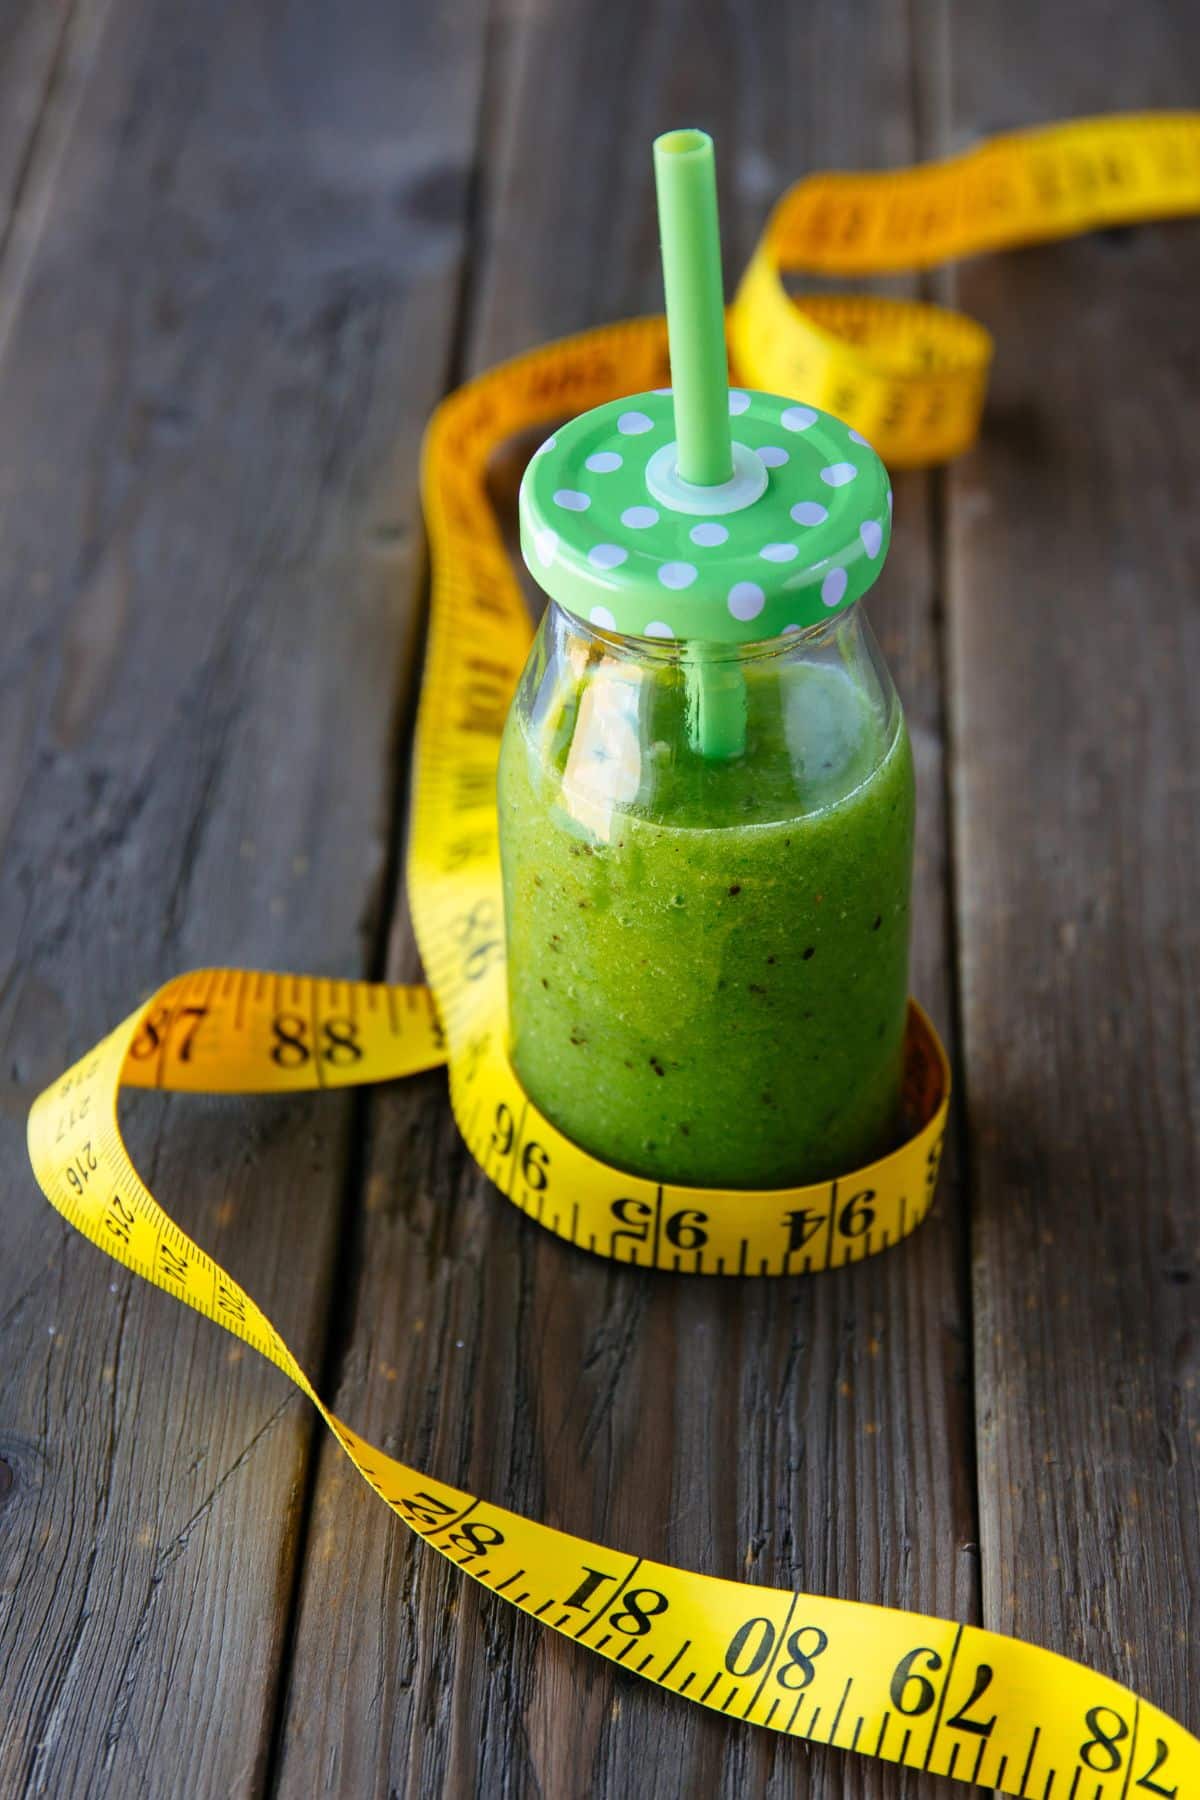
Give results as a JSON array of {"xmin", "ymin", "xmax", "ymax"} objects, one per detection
[
  {"xmin": 1080, "ymin": 1706, "xmax": 1130, "ymax": 1774},
  {"xmin": 321, "ymin": 1018, "xmax": 362, "ymax": 1065},
  {"xmin": 783, "ymin": 1208, "xmax": 825, "ymax": 1255},
  {"xmin": 216, "ymin": 1281, "xmax": 246, "ymax": 1320},
  {"xmin": 270, "ymin": 1013, "xmax": 362, "ymax": 1066},
  {"xmin": 493, "ymin": 1103, "xmax": 514, "ymax": 1157},
  {"xmin": 609, "ymin": 1587, "xmax": 669, "ymax": 1638},
  {"xmin": 837, "ymin": 1188, "xmax": 876, "ymax": 1239},
  {"xmin": 609, "ymin": 1197, "xmax": 652, "ymax": 1253},
  {"xmin": 521, "ymin": 1141, "xmax": 549, "ymax": 1191},
  {"xmin": 776, "ymin": 1625, "xmax": 829, "ymax": 1690},
  {"xmin": 271, "ymin": 1013, "xmax": 311, "ymax": 1067},
  {"xmin": 446, "ymin": 1521, "xmax": 505, "ymax": 1556},
  {"xmin": 452, "ymin": 901, "xmax": 503, "ymax": 983},
  {"xmin": 724, "ymin": 1616, "xmax": 776, "ymax": 1677},
  {"xmin": 664, "ymin": 1209, "xmax": 707, "ymax": 1251},
  {"xmin": 723, "ymin": 1619, "xmax": 828, "ymax": 1688},
  {"xmin": 129, "ymin": 1005, "xmax": 208, "ymax": 1061},
  {"xmin": 397, "ymin": 1491, "xmax": 459, "ymax": 1530},
  {"xmin": 158, "ymin": 1242, "xmax": 189, "ymax": 1282},
  {"xmin": 173, "ymin": 1006, "xmax": 208, "ymax": 1061},
  {"xmin": 944, "ymin": 1663, "xmax": 996, "ymax": 1736},
  {"xmin": 442, "ymin": 829, "xmax": 495, "ymax": 871},
  {"xmin": 1135, "ymin": 1738, "xmax": 1178, "ymax": 1796},
  {"xmin": 489, "ymin": 1108, "xmax": 549, "ymax": 1188},
  {"xmin": 129, "ymin": 1007, "xmax": 168, "ymax": 1058},
  {"xmin": 54, "ymin": 1096, "xmax": 90, "ymax": 1144},
  {"xmin": 562, "ymin": 1567, "xmax": 617, "ymax": 1611},
  {"xmin": 105, "ymin": 1193, "xmax": 136, "ymax": 1242},
  {"xmin": 462, "ymin": 938, "xmax": 503, "ymax": 982},
  {"xmin": 890, "ymin": 1645, "xmax": 943, "ymax": 1715},
  {"xmin": 65, "ymin": 1141, "xmax": 98, "ymax": 1196}
]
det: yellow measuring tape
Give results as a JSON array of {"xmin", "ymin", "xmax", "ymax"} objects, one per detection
[{"xmin": 28, "ymin": 112, "xmax": 1200, "ymax": 1790}]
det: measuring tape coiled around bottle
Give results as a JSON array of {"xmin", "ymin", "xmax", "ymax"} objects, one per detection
[{"xmin": 27, "ymin": 112, "xmax": 1200, "ymax": 1789}]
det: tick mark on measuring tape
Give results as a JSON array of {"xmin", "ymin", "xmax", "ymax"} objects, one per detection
[
  {"xmin": 829, "ymin": 1678, "xmax": 853, "ymax": 1743},
  {"xmin": 1018, "ymin": 1725, "xmax": 1042, "ymax": 1795}
]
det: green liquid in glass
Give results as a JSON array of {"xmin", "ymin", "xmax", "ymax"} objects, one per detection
[{"xmin": 498, "ymin": 654, "xmax": 915, "ymax": 1189}]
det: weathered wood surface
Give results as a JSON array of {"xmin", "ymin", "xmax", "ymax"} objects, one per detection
[
  {"xmin": 0, "ymin": 0, "xmax": 1196, "ymax": 1794},
  {"xmin": 948, "ymin": 0, "xmax": 1200, "ymax": 1743},
  {"xmin": 0, "ymin": 0, "xmax": 487, "ymax": 1793}
]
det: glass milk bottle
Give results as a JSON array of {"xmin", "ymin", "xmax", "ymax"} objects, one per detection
[{"xmin": 498, "ymin": 128, "xmax": 913, "ymax": 1188}]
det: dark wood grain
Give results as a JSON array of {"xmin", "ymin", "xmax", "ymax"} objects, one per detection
[
  {"xmin": 0, "ymin": 1, "xmax": 488, "ymax": 1794},
  {"xmin": 945, "ymin": 0, "xmax": 1200, "ymax": 1744},
  {"xmin": 274, "ymin": 2, "xmax": 975, "ymax": 1795},
  {"xmin": 0, "ymin": 2, "xmax": 83, "ymax": 233}
]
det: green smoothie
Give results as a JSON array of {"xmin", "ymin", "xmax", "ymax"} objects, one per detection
[{"xmin": 498, "ymin": 643, "xmax": 915, "ymax": 1188}]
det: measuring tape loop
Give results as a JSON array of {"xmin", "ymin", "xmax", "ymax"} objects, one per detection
[{"xmin": 28, "ymin": 110, "xmax": 1200, "ymax": 1786}]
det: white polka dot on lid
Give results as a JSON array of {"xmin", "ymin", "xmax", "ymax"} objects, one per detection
[
  {"xmin": 756, "ymin": 446, "xmax": 790, "ymax": 468},
  {"xmin": 728, "ymin": 390, "xmax": 751, "ymax": 415},
  {"xmin": 553, "ymin": 488, "xmax": 591, "ymax": 511},
  {"xmin": 781, "ymin": 405, "xmax": 817, "ymax": 432},
  {"xmin": 644, "ymin": 621, "xmax": 674, "ymax": 637},
  {"xmin": 690, "ymin": 522, "xmax": 729, "ymax": 547},
  {"xmin": 589, "ymin": 605, "xmax": 617, "ymax": 630},
  {"xmin": 585, "ymin": 450, "xmax": 623, "ymax": 473},
  {"xmin": 652, "ymin": 387, "xmax": 673, "ymax": 395},
  {"xmin": 791, "ymin": 501, "xmax": 828, "ymax": 527},
  {"xmin": 821, "ymin": 567, "xmax": 849, "ymax": 607},
  {"xmin": 658, "ymin": 561, "xmax": 698, "ymax": 589},
  {"xmin": 728, "ymin": 581, "xmax": 765, "ymax": 622},
  {"xmin": 860, "ymin": 520, "xmax": 883, "ymax": 559},
  {"xmin": 618, "ymin": 410, "xmax": 654, "ymax": 435},
  {"xmin": 820, "ymin": 462, "xmax": 858, "ymax": 487},
  {"xmin": 588, "ymin": 543, "xmax": 629, "ymax": 569},
  {"xmin": 847, "ymin": 428, "xmax": 872, "ymax": 446},
  {"xmin": 760, "ymin": 542, "xmax": 798, "ymax": 563},
  {"xmin": 622, "ymin": 505, "xmax": 659, "ymax": 528},
  {"xmin": 533, "ymin": 527, "xmax": 558, "ymax": 567},
  {"xmin": 886, "ymin": 487, "xmax": 894, "ymax": 514},
  {"xmin": 535, "ymin": 434, "xmax": 557, "ymax": 455},
  {"xmin": 782, "ymin": 624, "xmax": 804, "ymax": 634}
]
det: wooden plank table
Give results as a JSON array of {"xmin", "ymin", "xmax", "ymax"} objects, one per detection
[{"xmin": 0, "ymin": 2, "xmax": 1195, "ymax": 1794}]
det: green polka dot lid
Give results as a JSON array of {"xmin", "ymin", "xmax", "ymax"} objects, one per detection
[
  {"xmin": 519, "ymin": 128, "xmax": 893, "ymax": 646},
  {"xmin": 520, "ymin": 389, "xmax": 892, "ymax": 642}
]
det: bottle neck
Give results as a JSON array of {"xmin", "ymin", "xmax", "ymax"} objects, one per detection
[{"xmin": 549, "ymin": 597, "xmax": 864, "ymax": 668}]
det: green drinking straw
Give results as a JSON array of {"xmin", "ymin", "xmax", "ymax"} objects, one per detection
[
  {"xmin": 653, "ymin": 130, "xmax": 734, "ymax": 487},
  {"xmin": 653, "ymin": 129, "xmax": 746, "ymax": 760}
]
